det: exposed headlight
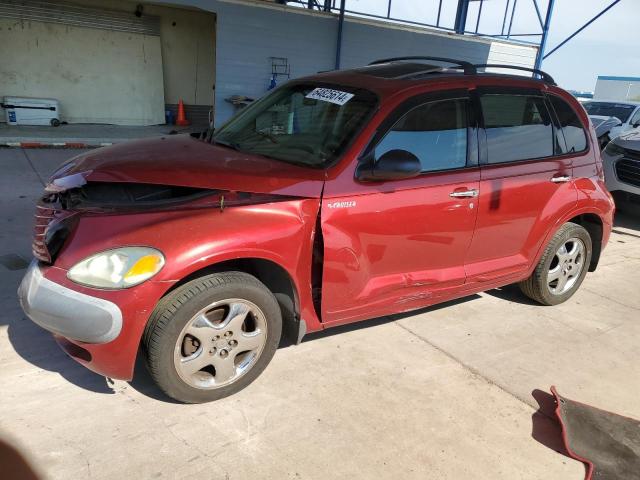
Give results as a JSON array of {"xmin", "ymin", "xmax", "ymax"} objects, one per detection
[
  {"xmin": 604, "ymin": 141, "xmax": 625, "ymax": 156},
  {"xmin": 67, "ymin": 247, "xmax": 165, "ymax": 289}
]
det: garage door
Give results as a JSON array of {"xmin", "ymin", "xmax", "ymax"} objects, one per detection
[{"xmin": 0, "ymin": 0, "xmax": 165, "ymax": 125}]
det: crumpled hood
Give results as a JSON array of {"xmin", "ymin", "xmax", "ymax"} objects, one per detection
[{"xmin": 51, "ymin": 134, "xmax": 325, "ymax": 198}]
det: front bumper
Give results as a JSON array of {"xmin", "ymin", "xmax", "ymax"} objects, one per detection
[
  {"xmin": 18, "ymin": 261, "xmax": 174, "ymax": 380},
  {"xmin": 603, "ymin": 153, "xmax": 640, "ymax": 197},
  {"xmin": 18, "ymin": 261, "xmax": 123, "ymax": 343}
]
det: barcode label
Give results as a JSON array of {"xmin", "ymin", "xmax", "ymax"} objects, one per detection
[{"xmin": 305, "ymin": 88, "xmax": 354, "ymax": 106}]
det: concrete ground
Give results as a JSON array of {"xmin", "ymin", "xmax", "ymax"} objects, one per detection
[
  {"xmin": 1, "ymin": 147, "xmax": 640, "ymax": 480},
  {"xmin": 0, "ymin": 123, "xmax": 204, "ymax": 146}
]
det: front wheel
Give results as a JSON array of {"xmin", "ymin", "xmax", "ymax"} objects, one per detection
[
  {"xmin": 143, "ymin": 272, "xmax": 282, "ymax": 403},
  {"xmin": 519, "ymin": 222, "xmax": 592, "ymax": 306}
]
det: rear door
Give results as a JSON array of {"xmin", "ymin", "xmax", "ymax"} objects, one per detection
[
  {"xmin": 321, "ymin": 90, "xmax": 481, "ymax": 324},
  {"xmin": 465, "ymin": 87, "xmax": 578, "ymax": 285}
]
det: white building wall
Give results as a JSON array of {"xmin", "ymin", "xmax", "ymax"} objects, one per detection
[
  {"xmin": 1, "ymin": 0, "xmax": 538, "ymax": 126},
  {"xmin": 594, "ymin": 77, "xmax": 640, "ymax": 102},
  {"xmin": 0, "ymin": 0, "xmax": 216, "ymax": 125},
  {"xmin": 0, "ymin": 17, "xmax": 165, "ymax": 125}
]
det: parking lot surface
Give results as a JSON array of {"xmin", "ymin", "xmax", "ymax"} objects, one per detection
[{"xmin": 1, "ymin": 147, "xmax": 639, "ymax": 479}]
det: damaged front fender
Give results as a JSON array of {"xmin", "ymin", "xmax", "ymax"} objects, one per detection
[{"xmin": 48, "ymin": 194, "xmax": 323, "ymax": 331}]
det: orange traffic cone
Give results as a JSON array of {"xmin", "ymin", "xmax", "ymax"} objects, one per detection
[{"xmin": 175, "ymin": 99, "xmax": 190, "ymax": 126}]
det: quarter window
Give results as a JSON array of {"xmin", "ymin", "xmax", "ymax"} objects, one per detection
[
  {"xmin": 374, "ymin": 98, "xmax": 468, "ymax": 172},
  {"xmin": 480, "ymin": 94, "xmax": 554, "ymax": 163},
  {"xmin": 549, "ymin": 95, "xmax": 588, "ymax": 153}
]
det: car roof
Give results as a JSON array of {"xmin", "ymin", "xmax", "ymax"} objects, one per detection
[{"xmin": 295, "ymin": 61, "xmax": 561, "ymax": 100}]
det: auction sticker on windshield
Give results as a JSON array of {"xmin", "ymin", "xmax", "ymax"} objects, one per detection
[{"xmin": 305, "ymin": 88, "xmax": 354, "ymax": 106}]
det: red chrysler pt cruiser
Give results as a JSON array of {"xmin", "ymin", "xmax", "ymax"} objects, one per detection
[{"xmin": 19, "ymin": 58, "xmax": 614, "ymax": 403}]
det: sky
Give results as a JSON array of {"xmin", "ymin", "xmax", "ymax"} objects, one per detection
[{"xmin": 343, "ymin": 0, "xmax": 639, "ymax": 91}]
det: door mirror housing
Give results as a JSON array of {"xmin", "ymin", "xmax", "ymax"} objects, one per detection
[{"xmin": 356, "ymin": 149, "xmax": 422, "ymax": 182}]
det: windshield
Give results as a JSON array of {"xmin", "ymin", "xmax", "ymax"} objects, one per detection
[
  {"xmin": 583, "ymin": 102, "xmax": 636, "ymax": 123},
  {"xmin": 210, "ymin": 83, "xmax": 377, "ymax": 168}
]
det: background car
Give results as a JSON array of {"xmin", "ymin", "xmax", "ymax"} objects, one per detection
[
  {"xmin": 590, "ymin": 115, "xmax": 623, "ymax": 149},
  {"xmin": 582, "ymin": 100, "xmax": 640, "ymax": 146},
  {"xmin": 602, "ymin": 130, "xmax": 640, "ymax": 210}
]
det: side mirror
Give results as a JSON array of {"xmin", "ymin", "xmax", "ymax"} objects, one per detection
[{"xmin": 356, "ymin": 149, "xmax": 421, "ymax": 182}]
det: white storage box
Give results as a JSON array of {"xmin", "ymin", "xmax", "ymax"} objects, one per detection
[{"xmin": 2, "ymin": 96, "xmax": 61, "ymax": 126}]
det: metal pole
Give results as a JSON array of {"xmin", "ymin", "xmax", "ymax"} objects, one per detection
[
  {"xmin": 531, "ymin": 0, "xmax": 544, "ymax": 28},
  {"xmin": 507, "ymin": 0, "xmax": 518, "ymax": 39},
  {"xmin": 475, "ymin": 0, "xmax": 484, "ymax": 33},
  {"xmin": 335, "ymin": 0, "xmax": 346, "ymax": 69},
  {"xmin": 436, "ymin": 0, "xmax": 443, "ymax": 27},
  {"xmin": 534, "ymin": 0, "xmax": 555, "ymax": 70},
  {"xmin": 454, "ymin": 0, "xmax": 470, "ymax": 34},
  {"xmin": 387, "ymin": 0, "xmax": 392, "ymax": 18},
  {"xmin": 501, "ymin": 0, "xmax": 511, "ymax": 35},
  {"xmin": 543, "ymin": 0, "xmax": 621, "ymax": 59}
]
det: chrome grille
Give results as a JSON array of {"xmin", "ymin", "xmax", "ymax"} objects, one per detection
[
  {"xmin": 616, "ymin": 153, "xmax": 640, "ymax": 188},
  {"xmin": 32, "ymin": 202, "xmax": 57, "ymax": 262}
]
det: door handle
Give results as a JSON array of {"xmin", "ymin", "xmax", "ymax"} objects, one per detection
[
  {"xmin": 551, "ymin": 175, "xmax": 571, "ymax": 183},
  {"xmin": 449, "ymin": 189, "xmax": 479, "ymax": 198}
]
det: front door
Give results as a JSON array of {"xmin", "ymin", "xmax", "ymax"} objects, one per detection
[{"xmin": 321, "ymin": 92, "xmax": 480, "ymax": 325}]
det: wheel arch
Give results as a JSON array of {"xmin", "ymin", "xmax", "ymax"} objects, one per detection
[
  {"xmin": 566, "ymin": 213, "xmax": 603, "ymax": 272},
  {"xmin": 535, "ymin": 207, "xmax": 607, "ymax": 274},
  {"xmin": 160, "ymin": 257, "xmax": 305, "ymax": 345}
]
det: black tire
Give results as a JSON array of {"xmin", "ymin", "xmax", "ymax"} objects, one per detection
[
  {"xmin": 50, "ymin": 118, "xmax": 61, "ymax": 127},
  {"xmin": 519, "ymin": 222, "xmax": 592, "ymax": 306},
  {"xmin": 142, "ymin": 272, "xmax": 282, "ymax": 403}
]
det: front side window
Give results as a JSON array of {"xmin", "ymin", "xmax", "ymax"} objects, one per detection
[
  {"xmin": 583, "ymin": 102, "xmax": 636, "ymax": 123},
  {"xmin": 630, "ymin": 109, "xmax": 640, "ymax": 126},
  {"xmin": 374, "ymin": 98, "xmax": 468, "ymax": 172},
  {"xmin": 549, "ymin": 95, "xmax": 588, "ymax": 153},
  {"xmin": 480, "ymin": 94, "xmax": 554, "ymax": 163},
  {"xmin": 212, "ymin": 84, "xmax": 377, "ymax": 168}
]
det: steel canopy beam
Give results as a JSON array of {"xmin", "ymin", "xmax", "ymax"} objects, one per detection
[
  {"xmin": 454, "ymin": 0, "xmax": 470, "ymax": 34},
  {"xmin": 543, "ymin": 0, "xmax": 622, "ymax": 59},
  {"xmin": 335, "ymin": 0, "xmax": 346, "ymax": 69},
  {"xmin": 534, "ymin": 0, "xmax": 555, "ymax": 69}
]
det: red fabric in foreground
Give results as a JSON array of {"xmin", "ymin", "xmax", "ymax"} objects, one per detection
[{"xmin": 551, "ymin": 386, "xmax": 595, "ymax": 480}]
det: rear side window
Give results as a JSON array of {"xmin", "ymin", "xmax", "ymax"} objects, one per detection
[
  {"xmin": 549, "ymin": 95, "xmax": 588, "ymax": 153},
  {"xmin": 480, "ymin": 94, "xmax": 554, "ymax": 163},
  {"xmin": 374, "ymin": 98, "xmax": 468, "ymax": 172}
]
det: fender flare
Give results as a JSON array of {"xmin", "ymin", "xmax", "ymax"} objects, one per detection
[
  {"xmin": 156, "ymin": 248, "xmax": 321, "ymax": 337},
  {"xmin": 530, "ymin": 204, "xmax": 610, "ymax": 275}
]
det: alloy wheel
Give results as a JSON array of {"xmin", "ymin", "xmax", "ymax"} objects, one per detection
[
  {"xmin": 173, "ymin": 298, "xmax": 268, "ymax": 389},
  {"xmin": 547, "ymin": 237, "xmax": 586, "ymax": 295}
]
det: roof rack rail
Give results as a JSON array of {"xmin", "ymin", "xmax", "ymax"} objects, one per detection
[
  {"xmin": 368, "ymin": 56, "xmax": 476, "ymax": 75},
  {"xmin": 473, "ymin": 64, "xmax": 556, "ymax": 85},
  {"xmin": 367, "ymin": 57, "xmax": 556, "ymax": 85}
]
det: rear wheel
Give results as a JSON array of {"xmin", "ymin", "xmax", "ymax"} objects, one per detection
[
  {"xmin": 143, "ymin": 272, "xmax": 282, "ymax": 403},
  {"xmin": 50, "ymin": 118, "xmax": 61, "ymax": 127},
  {"xmin": 519, "ymin": 222, "xmax": 592, "ymax": 306}
]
